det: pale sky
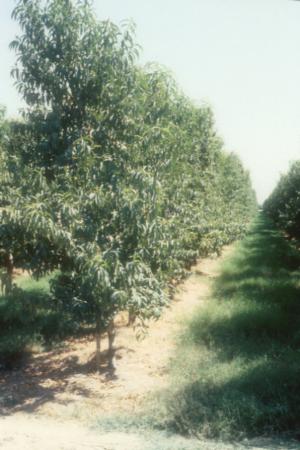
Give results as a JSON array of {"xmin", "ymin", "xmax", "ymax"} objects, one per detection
[{"xmin": 1, "ymin": 0, "xmax": 300, "ymax": 203}]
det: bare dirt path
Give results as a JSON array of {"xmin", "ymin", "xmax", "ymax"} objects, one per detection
[{"xmin": 1, "ymin": 246, "xmax": 279, "ymax": 450}]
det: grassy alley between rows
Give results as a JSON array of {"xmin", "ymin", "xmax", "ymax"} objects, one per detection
[{"xmin": 160, "ymin": 213, "xmax": 300, "ymax": 441}]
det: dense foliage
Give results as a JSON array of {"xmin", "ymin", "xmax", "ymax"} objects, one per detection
[
  {"xmin": 0, "ymin": 0, "xmax": 256, "ymax": 368},
  {"xmin": 264, "ymin": 161, "xmax": 300, "ymax": 237}
]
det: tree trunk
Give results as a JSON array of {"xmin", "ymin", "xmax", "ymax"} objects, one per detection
[
  {"xmin": 95, "ymin": 315, "xmax": 101, "ymax": 372},
  {"xmin": 3, "ymin": 253, "xmax": 13, "ymax": 295},
  {"xmin": 107, "ymin": 319, "xmax": 116, "ymax": 370},
  {"xmin": 127, "ymin": 310, "xmax": 136, "ymax": 326}
]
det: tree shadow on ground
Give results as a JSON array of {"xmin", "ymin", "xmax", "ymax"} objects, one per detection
[{"xmin": 0, "ymin": 339, "xmax": 125, "ymax": 415}]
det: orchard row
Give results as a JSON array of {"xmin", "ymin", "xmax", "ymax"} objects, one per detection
[{"xmin": 0, "ymin": 0, "xmax": 256, "ymax": 367}]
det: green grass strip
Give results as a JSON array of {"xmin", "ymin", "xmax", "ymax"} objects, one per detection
[{"xmin": 163, "ymin": 213, "xmax": 300, "ymax": 440}]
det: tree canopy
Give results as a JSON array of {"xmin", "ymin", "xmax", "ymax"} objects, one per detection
[{"xmin": 0, "ymin": 0, "xmax": 257, "ymax": 369}]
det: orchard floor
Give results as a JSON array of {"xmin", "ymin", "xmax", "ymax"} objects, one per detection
[{"xmin": 0, "ymin": 241, "xmax": 299, "ymax": 449}]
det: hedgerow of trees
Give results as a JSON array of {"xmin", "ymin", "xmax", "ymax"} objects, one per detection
[
  {"xmin": 264, "ymin": 161, "xmax": 300, "ymax": 238},
  {"xmin": 0, "ymin": 0, "xmax": 257, "ymax": 370}
]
